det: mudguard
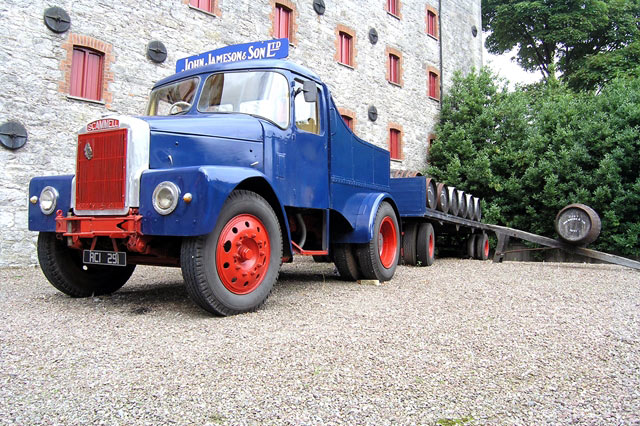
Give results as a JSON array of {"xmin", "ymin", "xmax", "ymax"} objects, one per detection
[
  {"xmin": 28, "ymin": 175, "xmax": 74, "ymax": 232},
  {"xmin": 331, "ymin": 192, "xmax": 399, "ymax": 244},
  {"xmin": 139, "ymin": 166, "xmax": 287, "ymax": 237}
]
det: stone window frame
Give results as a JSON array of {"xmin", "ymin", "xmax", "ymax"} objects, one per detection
[
  {"xmin": 270, "ymin": 0, "xmax": 298, "ymax": 46},
  {"xmin": 385, "ymin": 46, "xmax": 403, "ymax": 87},
  {"xmin": 386, "ymin": 0, "xmax": 402, "ymax": 20},
  {"xmin": 427, "ymin": 65, "xmax": 441, "ymax": 101},
  {"xmin": 59, "ymin": 33, "xmax": 115, "ymax": 108},
  {"xmin": 185, "ymin": 0, "xmax": 222, "ymax": 18},
  {"xmin": 426, "ymin": 5, "xmax": 439, "ymax": 40},
  {"xmin": 388, "ymin": 122, "xmax": 404, "ymax": 161},
  {"xmin": 334, "ymin": 25, "xmax": 357, "ymax": 69},
  {"xmin": 338, "ymin": 108, "xmax": 357, "ymax": 133}
]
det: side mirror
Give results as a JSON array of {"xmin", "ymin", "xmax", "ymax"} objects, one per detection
[{"xmin": 303, "ymin": 80, "xmax": 317, "ymax": 103}]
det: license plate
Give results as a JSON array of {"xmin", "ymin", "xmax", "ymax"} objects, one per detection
[{"xmin": 83, "ymin": 250, "xmax": 127, "ymax": 267}]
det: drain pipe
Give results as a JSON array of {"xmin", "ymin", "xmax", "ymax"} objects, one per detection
[{"xmin": 439, "ymin": 0, "xmax": 443, "ymax": 100}]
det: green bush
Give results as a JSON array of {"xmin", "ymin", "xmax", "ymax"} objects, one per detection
[{"xmin": 428, "ymin": 69, "xmax": 640, "ymax": 257}]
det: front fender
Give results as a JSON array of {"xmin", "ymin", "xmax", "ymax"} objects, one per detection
[
  {"xmin": 139, "ymin": 166, "xmax": 272, "ymax": 236},
  {"xmin": 28, "ymin": 175, "xmax": 74, "ymax": 232},
  {"xmin": 332, "ymin": 192, "xmax": 399, "ymax": 244}
]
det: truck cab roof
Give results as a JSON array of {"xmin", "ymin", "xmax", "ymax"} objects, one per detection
[{"xmin": 153, "ymin": 59, "xmax": 323, "ymax": 89}]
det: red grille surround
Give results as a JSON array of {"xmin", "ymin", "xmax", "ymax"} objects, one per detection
[{"xmin": 76, "ymin": 129, "xmax": 127, "ymax": 211}]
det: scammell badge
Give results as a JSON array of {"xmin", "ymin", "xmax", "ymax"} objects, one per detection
[{"xmin": 84, "ymin": 142, "xmax": 93, "ymax": 160}]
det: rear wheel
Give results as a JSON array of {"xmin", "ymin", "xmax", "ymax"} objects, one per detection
[
  {"xmin": 466, "ymin": 234, "xmax": 477, "ymax": 259},
  {"xmin": 333, "ymin": 244, "xmax": 361, "ymax": 281},
  {"xmin": 37, "ymin": 232, "xmax": 135, "ymax": 297},
  {"xmin": 181, "ymin": 190, "xmax": 282, "ymax": 316},
  {"xmin": 356, "ymin": 202, "xmax": 400, "ymax": 281},
  {"xmin": 401, "ymin": 222, "xmax": 418, "ymax": 266},
  {"xmin": 416, "ymin": 222, "xmax": 435, "ymax": 266},
  {"xmin": 475, "ymin": 233, "xmax": 490, "ymax": 260}
]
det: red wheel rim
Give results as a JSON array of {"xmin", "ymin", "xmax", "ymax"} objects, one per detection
[
  {"xmin": 484, "ymin": 239, "xmax": 489, "ymax": 258},
  {"xmin": 216, "ymin": 214, "xmax": 270, "ymax": 295},
  {"xmin": 428, "ymin": 232, "xmax": 434, "ymax": 259},
  {"xmin": 378, "ymin": 216, "xmax": 398, "ymax": 269}
]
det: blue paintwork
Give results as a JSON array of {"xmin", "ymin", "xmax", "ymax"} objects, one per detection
[
  {"xmin": 390, "ymin": 177, "xmax": 429, "ymax": 218},
  {"xmin": 28, "ymin": 175, "xmax": 74, "ymax": 232}
]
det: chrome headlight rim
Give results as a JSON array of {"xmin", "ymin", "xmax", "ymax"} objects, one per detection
[
  {"xmin": 152, "ymin": 181, "xmax": 180, "ymax": 216},
  {"xmin": 39, "ymin": 186, "xmax": 59, "ymax": 215}
]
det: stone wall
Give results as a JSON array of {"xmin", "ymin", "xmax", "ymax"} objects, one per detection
[{"xmin": 0, "ymin": 0, "xmax": 481, "ymax": 266}]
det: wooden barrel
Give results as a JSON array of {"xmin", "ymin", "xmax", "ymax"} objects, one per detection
[
  {"xmin": 425, "ymin": 178, "xmax": 437, "ymax": 210},
  {"xmin": 555, "ymin": 204, "xmax": 601, "ymax": 246},
  {"xmin": 465, "ymin": 193, "xmax": 474, "ymax": 220},
  {"xmin": 435, "ymin": 182, "xmax": 449, "ymax": 213},
  {"xmin": 456, "ymin": 190, "xmax": 467, "ymax": 218},
  {"xmin": 447, "ymin": 187, "xmax": 459, "ymax": 216},
  {"xmin": 473, "ymin": 197, "xmax": 482, "ymax": 221}
]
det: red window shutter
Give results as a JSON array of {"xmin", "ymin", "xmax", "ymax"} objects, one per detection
[
  {"xmin": 387, "ymin": 0, "xmax": 397, "ymax": 15},
  {"xmin": 191, "ymin": 0, "xmax": 212, "ymax": 12},
  {"xmin": 342, "ymin": 115, "xmax": 353, "ymax": 130},
  {"xmin": 275, "ymin": 5, "xmax": 290, "ymax": 39},
  {"xmin": 70, "ymin": 48, "xmax": 86, "ymax": 98},
  {"xmin": 389, "ymin": 55, "xmax": 399, "ymax": 84},
  {"xmin": 70, "ymin": 47, "xmax": 104, "ymax": 101},
  {"xmin": 428, "ymin": 11, "xmax": 437, "ymax": 37},
  {"xmin": 390, "ymin": 129, "xmax": 400, "ymax": 159},
  {"xmin": 429, "ymin": 72, "xmax": 438, "ymax": 98},
  {"xmin": 339, "ymin": 32, "xmax": 352, "ymax": 66}
]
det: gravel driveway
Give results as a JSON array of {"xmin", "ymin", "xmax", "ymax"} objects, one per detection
[{"xmin": 1, "ymin": 258, "xmax": 639, "ymax": 424}]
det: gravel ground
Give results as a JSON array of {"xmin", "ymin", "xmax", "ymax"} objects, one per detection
[{"xmin": 1, "ymin": 258, "xmax": 639, "ymax": 425}]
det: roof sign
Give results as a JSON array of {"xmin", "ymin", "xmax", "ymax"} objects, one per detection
[{"xmin": 176, "ymin": 39, "xmax": 289, "ymax": 73}]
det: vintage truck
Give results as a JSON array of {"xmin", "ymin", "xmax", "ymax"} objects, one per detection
[{"xmin": 28, "ymin": 40, "xmax": 487, "ymax": 315}]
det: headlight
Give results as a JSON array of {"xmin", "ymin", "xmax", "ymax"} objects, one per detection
[
  {"xmin": 152, "ymin": 181, "xmax": 180, "ymax": 215},
  {"xmin": 39, "ymin": 186, "xmax": 59, "ymax": 215}
]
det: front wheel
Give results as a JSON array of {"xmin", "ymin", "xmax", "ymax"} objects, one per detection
[
  {"xmin": 180, "ymin": 190, "xmax": 282, "ymax": 316},
  {"xmin": 356, "ymin": 202, "xmax": 400, "ymax": 281},
  {"xmin": 37, "ymin": 232, "xmax": 135, "ymax": 297}
]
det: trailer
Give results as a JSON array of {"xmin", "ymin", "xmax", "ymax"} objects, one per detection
[{"xmin": 28, "ymin": 40, "xmax": 493, "ymax": 316}]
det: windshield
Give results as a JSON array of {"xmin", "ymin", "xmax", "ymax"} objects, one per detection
[
  {"xmin": 146, "ymin": 77, "xmax": 199, "ymax": 116},
  {"xmin": 197, "ymin": 71, "xmax": 290, "ymax": 128}
]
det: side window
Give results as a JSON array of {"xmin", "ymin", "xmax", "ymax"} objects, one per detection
[{"xmin": 294, "ymin": 80, "xmax": 320, "ymax": 135}]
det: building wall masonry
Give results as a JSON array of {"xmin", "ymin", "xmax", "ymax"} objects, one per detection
[{"xmin": 0, "ymin": 0, "xmax": 482, "ymax": 266}]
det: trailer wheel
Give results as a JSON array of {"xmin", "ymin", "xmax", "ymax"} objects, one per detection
[
  {"xmin": 466, "ymin": 234, "xmax": 477, "ymax": 259},
  {"xmin": 416, "ymin": 222, "xmax": 436, "ymax": 266},
  {"xmin": 356, "ymin": 202, "xmax": 400, "ymax": 281},
  {"xmin": 475, "ymin": 233, "xmax": 490, "ymax": 260},
  {"xmin": 401, "ymin": 222, "xmax": 418, "ymax": 266},
  {"xmin": 180, "ymin": 190, "xmax": 282, "ymax": 316},
  {"xmin": 333, "ymin": 244, "xmax": 361, "ymax": 281},
  {"xmin": 37, "ymin": 232, "xmax": 135, "ymax": 297}
]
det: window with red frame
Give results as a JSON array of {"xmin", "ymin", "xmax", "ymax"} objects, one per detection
[
  {"xmin": 338, "ymin": 32, "xmax": 353, "ymax": 66},
  {"xmin": 389, "ymin": 128, "xmax": 401, "ymax": 160},
  {"xmin": 274, "ymin": 4, "xmax": 292, "ymax": 39},
  {"xmin": 389, "ymin": 54, "xmax": 400, "ymax": 84},
  {"xmin": 70, "ymin": 47, "xmax": 104, "ymax": 101},
  {"xmin": 427, "ymin": 10, "xmax": 437, "ymax": 37},
  {"xmin": 429, "ymin": 71, "xmax": 439, "ymax": 99},
  {"xmin": 190, "ymin": 0, "xmax": 213, "ymax": 13},
  {"xmin": 341, "ymin": 115, "xmax": 354, "ymax": 131},
  {"xmin": 387, "ymin": 0, "xmax": 398, "ymax": 16}
]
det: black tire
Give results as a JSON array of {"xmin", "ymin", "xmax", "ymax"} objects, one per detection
[
  {"xmin": 416, "ymin": 222, "xmax": 436, "ymax": 266},
  {"xmin": 475, "ymin": 233, "xmax": 490, "ymax": 260},
  {"xmin": 402, "ymin": 222, "xmax": 418, "ymax": 266},
  {"xmin": 333, "ymin": 244, "xmax": 361, "ymax": 281},
  {"xmin": 180, "ymin": 190, "xmax": 282, "ymax": 316},
  {"xmin": 356, "ymin": 202, "xmax": 400, "ymax": 281},
  {"xmin": 37, "ymin": 232, "xmax": 135, "ymax": 297},
  {"xmin": 466, "ymin": 234, "xmax": 477, "ymax": 259}
]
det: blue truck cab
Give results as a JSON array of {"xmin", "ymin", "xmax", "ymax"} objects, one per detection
[{"xmin": 28, "ymin": 40, "xmax": 402, "ymax": 315}]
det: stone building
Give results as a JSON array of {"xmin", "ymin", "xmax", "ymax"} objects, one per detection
[{"xmin": 0, "ymin": 0, "xmax": 482, "ymax": 266}]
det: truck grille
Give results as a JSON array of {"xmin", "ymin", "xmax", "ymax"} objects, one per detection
[{"xmin": 76, "ymin": 129, "xmax": 127, "ymax": 211}]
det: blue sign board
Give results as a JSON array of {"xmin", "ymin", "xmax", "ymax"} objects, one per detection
[{"xmin": 176, "ymin": 39, "xmax": 289, "ymax": 73}]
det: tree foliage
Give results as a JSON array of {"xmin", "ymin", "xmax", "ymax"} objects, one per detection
[
  {"xmin": 482, "ymin": 0, "xmax": 640, "ymax": 90},
  {"xmin": 428, "ymin": 69, "xmax": 640, "ymax": 257}
]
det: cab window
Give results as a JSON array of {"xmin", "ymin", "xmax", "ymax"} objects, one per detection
[{"xmin": 294, "ymin": 80, "xmax": 320, "ymax": 135}]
